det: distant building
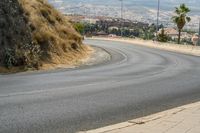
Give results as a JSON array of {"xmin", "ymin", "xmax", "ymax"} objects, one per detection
[
  {"xmin": 108, "ymin": 26, "xmax": 119, "ymax": 30},
  {"xmin": 81, "ymin": 18, "xmax": 98, "ymax": 24},
  {"xmin": 158, "ymin": 28, "xmax": 178, "ymax": 40},
  {"xmin": 181, "ymin": 32, "xmax": 192, "ymax": 40},
  {"xmin": 158, "ymin": 28, "xmax": 192, "ymax": 41},
  {"xmin": 67, "ymin": 15, "xmax": 85, "ymax": 23},
  {"xmin": 95, "ymin": 31, "xmax": 108, "ymax": 37}
]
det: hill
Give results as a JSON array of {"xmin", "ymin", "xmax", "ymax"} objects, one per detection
[
  {"xmin": 0, "ymin": 0, "xmax": 91, "ymax": 72},
  {"xmin": 49, "ymin": 0, "xmax": 200, "ymax": 29}
]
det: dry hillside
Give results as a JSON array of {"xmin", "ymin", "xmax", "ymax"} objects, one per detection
[{"xmin": 0, "ymin": 0, "xmax": 91, "ymax": 72}]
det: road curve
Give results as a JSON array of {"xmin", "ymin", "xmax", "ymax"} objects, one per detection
[{"xmin": 0, "ymin": 39, "xmax": 200, "ymax": 133}]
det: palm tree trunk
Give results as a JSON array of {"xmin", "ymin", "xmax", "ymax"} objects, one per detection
[{"xmin": 178, "ymin": 29, "xmax": 181, "ymax": 44}]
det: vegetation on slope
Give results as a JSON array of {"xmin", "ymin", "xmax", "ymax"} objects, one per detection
[{"xmin": 0, "ymin": 0, "xmax": 90, "ymax": 72}]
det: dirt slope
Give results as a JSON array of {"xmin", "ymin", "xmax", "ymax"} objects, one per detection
[{"xmin": 0, "ymin": 0, "xmax": 91, "ymax": 72}]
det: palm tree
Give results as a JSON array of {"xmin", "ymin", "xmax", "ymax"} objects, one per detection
[{"xmin": 172, "ymin": 4, "xmax": 191, "ymax": 44}]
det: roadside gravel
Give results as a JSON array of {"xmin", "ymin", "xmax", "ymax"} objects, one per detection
[{"xmin": 80, "ymin": 46, "xmax": 111, "ymax": 67}]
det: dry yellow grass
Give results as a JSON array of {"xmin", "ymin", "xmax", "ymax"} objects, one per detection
[
  {"xmin": 19, "ymin": 0, "xmax": 91, "ymax": 68},
  {"xmin": 0, "ymin": 0, "xmax": 92, "ymax": 73}
]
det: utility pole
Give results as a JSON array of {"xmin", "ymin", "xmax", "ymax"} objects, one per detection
[
  {"xmin": 198, "ymin": 18, "xmax": 200, "ymax": 45},
  {"xmin": 156, "ymin": 0, "xmax": 160, "ymax": 40},
  {"xmin": 119, "ymin": 0, "xmax": 123, "ymax": 37}
]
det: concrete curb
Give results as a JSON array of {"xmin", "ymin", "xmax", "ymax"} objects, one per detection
[{"xmin": 78, "ymin": 101, "xmax": 200, "ymax": 133}]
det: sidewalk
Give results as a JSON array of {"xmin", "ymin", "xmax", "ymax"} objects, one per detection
[{"xmin": 79, "ymin": 101, "xmax": 200, "ymax": 133}]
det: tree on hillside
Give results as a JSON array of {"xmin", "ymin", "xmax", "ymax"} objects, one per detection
[
  {"xmin": 171, "ymin": 4, "xmax": 191, "ymax": 44},
  {"xmin": 73, "ymin": 23, "xmax": 85, "ymax": 35}
]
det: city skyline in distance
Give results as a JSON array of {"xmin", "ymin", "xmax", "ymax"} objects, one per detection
[{"xmin": 49, "ymin": 0, "xmax": 200, "ymax": 30}]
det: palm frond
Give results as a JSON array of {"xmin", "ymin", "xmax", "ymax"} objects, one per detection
[
  {"xmin": 175, "ymin": 7, "xmax": 181, "ymax": 14},
  {"xmin": 171, "ymin": 16, "xmax": 179, "ymax": 23},
  {"xmin": 186, "ymin": 17, "xmax": 191, "ymax": 22},
  {"xmin": 180, "ymin": 4, "xmax": 186, "ymax": 9},
  {"xmin": 180, "ymin": 3, "xmax": 191, "ymax": 13}
]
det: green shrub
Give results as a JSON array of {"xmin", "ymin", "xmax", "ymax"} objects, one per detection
[
  {"xmin": 21, "ymin": 42, "xmax": 41, "ymax": 69},
  {"xmin": 3, "ymin": 43, "xmax": 41, "ymax": 69},
  {"xmin": 158, "ymin": 28, "xmax": 168, "ymax": 42},
  {"xmin": 73, "ymin": 23, "xmax": 85, "ymax": 35}
]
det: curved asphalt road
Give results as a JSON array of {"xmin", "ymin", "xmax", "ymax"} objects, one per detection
[{"xmin": 0, "ymin": 39, "xmax": 200, "ymax": 133}]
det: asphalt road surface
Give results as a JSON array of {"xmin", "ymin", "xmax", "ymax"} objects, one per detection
[{"xmin": 1, "ymin": 39, "xmax": 200, "ymax": 133}]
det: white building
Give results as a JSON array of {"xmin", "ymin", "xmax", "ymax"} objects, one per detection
[
  {"xmin": 158, "ymin": 28, "xmax": 192, "ymax": 40},
  {"xmin": 108, "ymin": 26, "xmax": 119, "ymax": 31}
]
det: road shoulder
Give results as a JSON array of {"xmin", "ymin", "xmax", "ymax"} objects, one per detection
[
  {"xmin": 89, "ymin": 37, "xmax": 200, "ymax": 57},
  {"xmin": 0, "ymin": 46, "xmax": 111, "ymax": 74}
]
